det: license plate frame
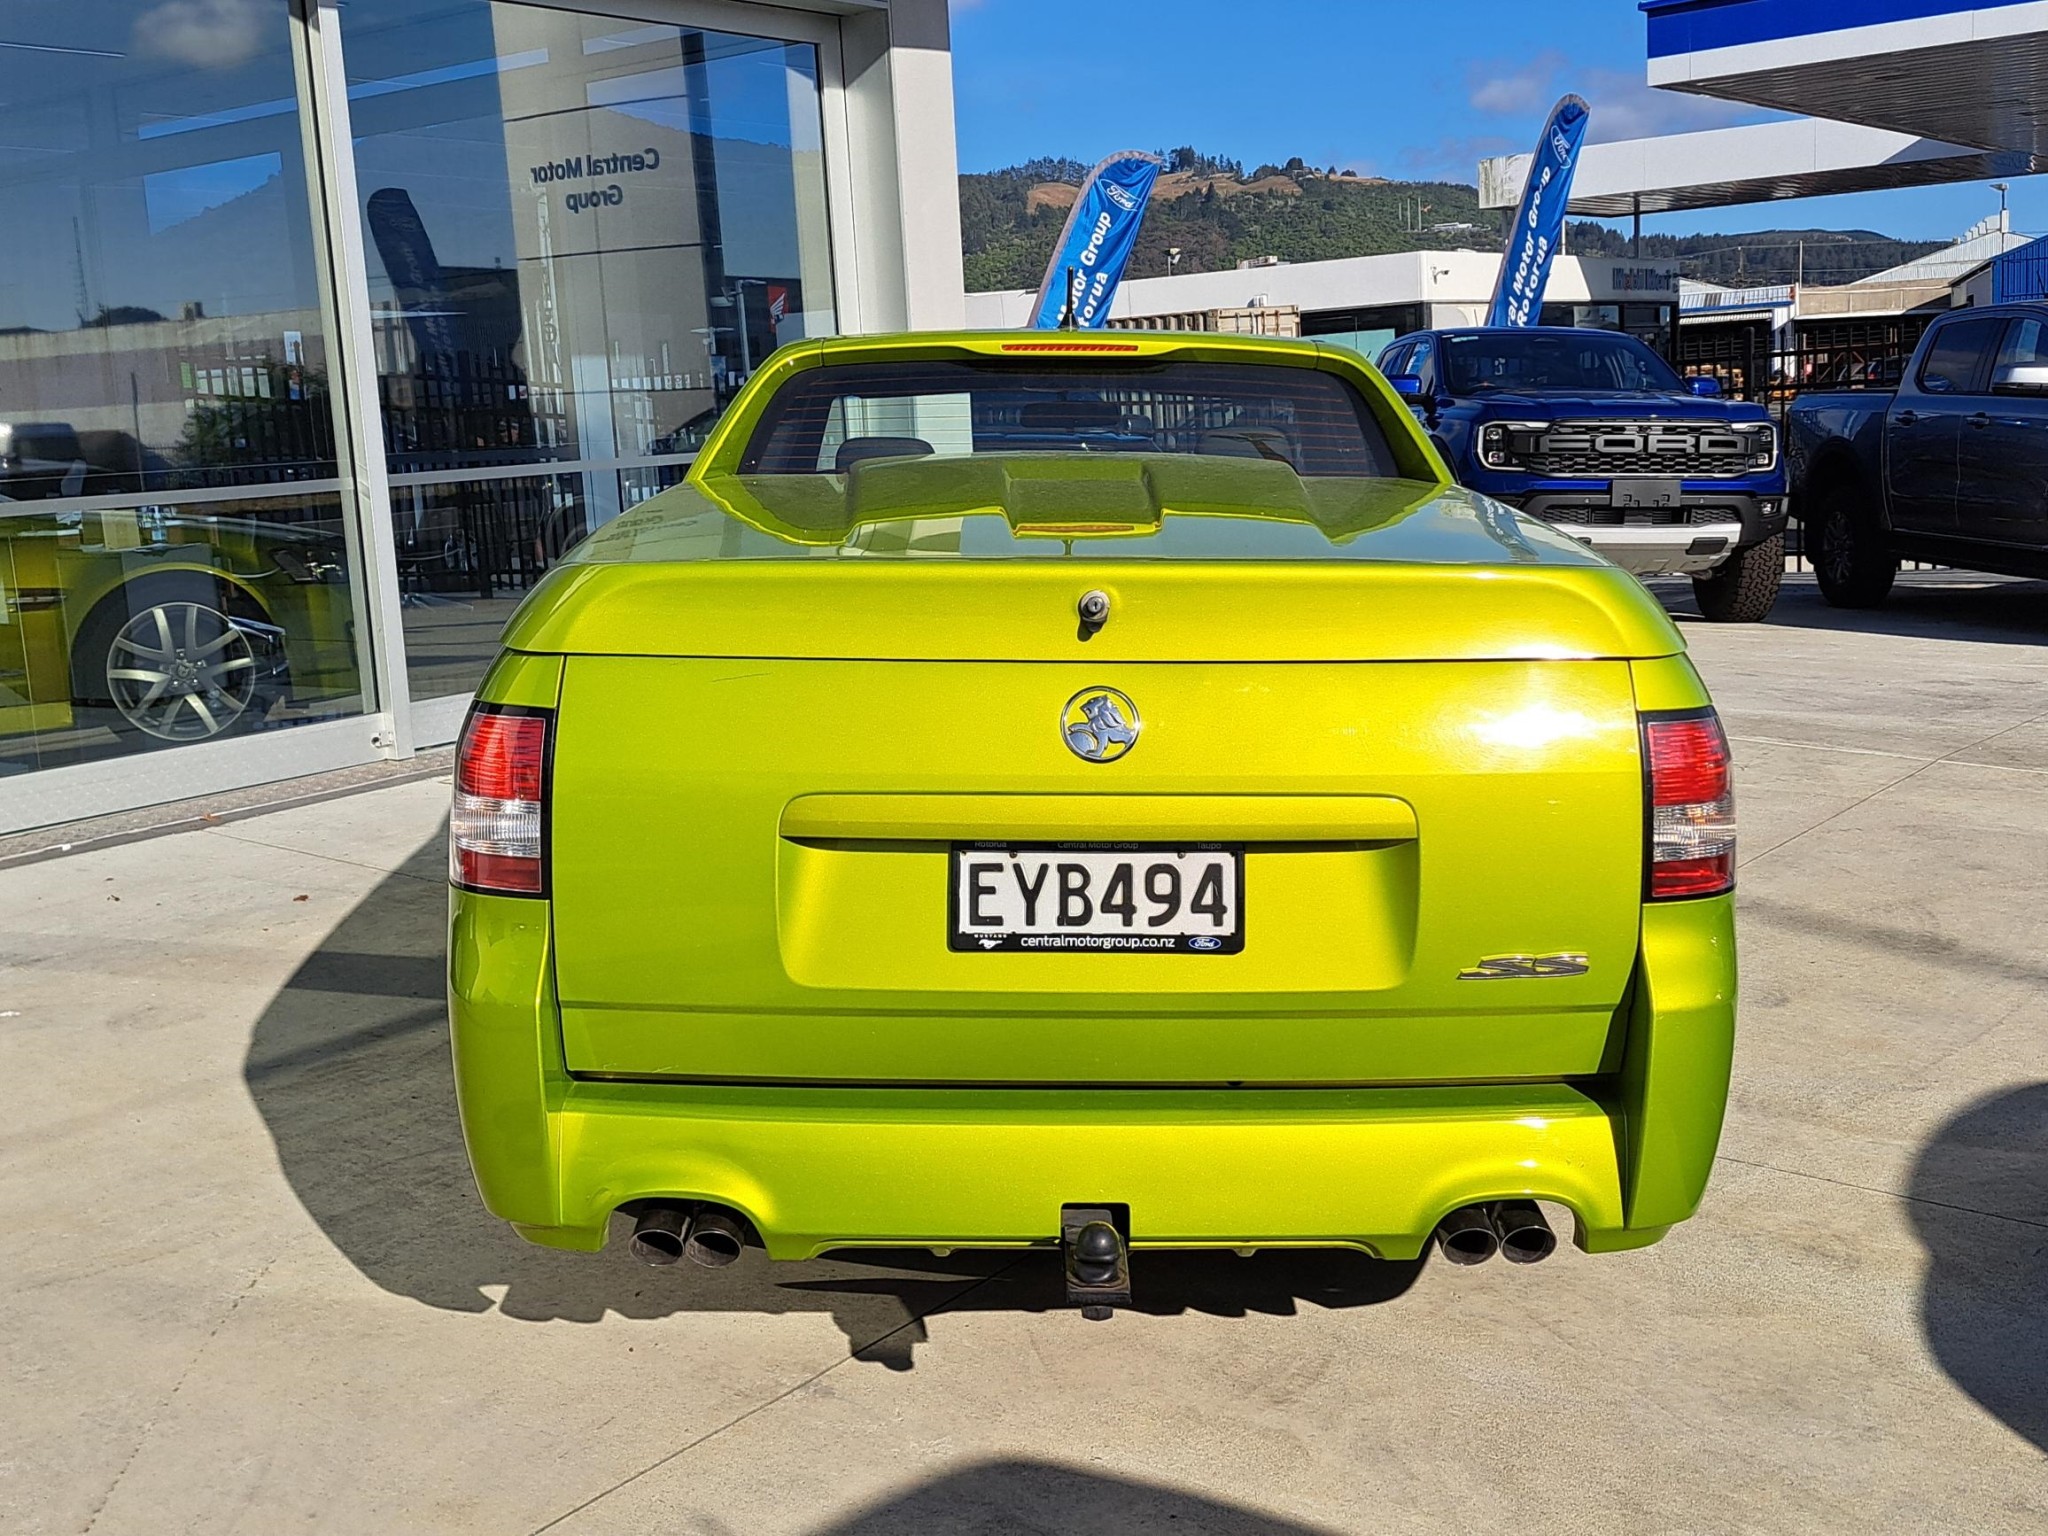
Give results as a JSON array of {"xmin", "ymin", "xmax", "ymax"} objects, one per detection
[
  {"xmin": 949, "ymin": 844, "xmax": 1245, "ymax": 954},
  {"xmin": 1610, "ymin": 476, "xmax": 1683, "ymax": 509}
]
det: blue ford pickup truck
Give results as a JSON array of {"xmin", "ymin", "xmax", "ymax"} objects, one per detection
[
  {"xmin": 1378, "ymin": 327, "xmax": 1788, "ymax": 621},
  {"xmin": 1787, "ymin": 303, "xmax": 2048, "ymax": 606}
]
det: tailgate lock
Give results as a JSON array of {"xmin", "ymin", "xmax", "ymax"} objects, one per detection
[
  {"xmin": 1076, "ymin": 587, "xmax": 1111, "ymax": 639},
  {"xmin": 1060, "ymin": 1203, "xmax": 1131, "ymax": 1318}
]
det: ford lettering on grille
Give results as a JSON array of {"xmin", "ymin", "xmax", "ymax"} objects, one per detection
[{"xmin": 1515, "ymin": 421, "xmax": 1757, "ymax": 478}]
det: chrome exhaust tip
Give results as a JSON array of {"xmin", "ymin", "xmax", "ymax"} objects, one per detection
[
  {"xmin": 1434, "ymin": 1205, "xmax": 1500, "ymax": 1266},
  {"xmin": 1491, "ymin": 1200, "xmax": 1557, "ymax": 1264},
  {"xmin": 628, "ymin": 1204, "xmax": 692, "ymax": 1267},
  {"xmin": 684, "ymin": 1206, "xmax": 748, "ymax": 1268}
]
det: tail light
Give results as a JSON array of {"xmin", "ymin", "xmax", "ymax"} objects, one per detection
[
  {"xmin": 451, "ymin": 705, "xmax": 550, "ymax": 896},
  {"xmin": 1642, "ymin": 708, "xmax": 1734, "ymax": 900}
]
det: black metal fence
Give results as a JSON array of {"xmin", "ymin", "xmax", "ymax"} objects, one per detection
[
  {"xmin": 1674, "ymin": 315, "xmax": 1946, "ymax": 572},
  {"xmin": 1676, "ymin": 316, "xmax": 1933, "ymax": 419}
]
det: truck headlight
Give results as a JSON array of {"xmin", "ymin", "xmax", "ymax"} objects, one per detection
[
  {"xmin": 1745, "ymin": 427, "xmax": 1777, "ymax": 469},
  {"xmin": 1480, "ymin": 424, "xmax": 1510, "ymax": 468}
]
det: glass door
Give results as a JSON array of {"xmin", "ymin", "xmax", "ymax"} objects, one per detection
[{"xmin": 337, "ymin": 0, "xmax": 839, "ymax": 704}]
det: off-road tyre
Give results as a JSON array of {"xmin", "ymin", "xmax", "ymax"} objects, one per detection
[
  {"xmin": 1692, "ymin": 532, "xmax": 1785, "ymax": 622},
  {"xmin": 1806, "ymin": 477, "xmax": 1897, "ymax": 608}
]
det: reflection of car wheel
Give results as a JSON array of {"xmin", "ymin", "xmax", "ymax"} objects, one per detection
[
  {"xmin": 1692, "ymin": 532, "xmax": 1784, "ymax": 622},
  {"xmin": 74, "ymin": 584, "xmax": 275, "ymax": 745},
  {"xmin": 1807, "ymin": 478, "xmax": 1897, "ymax": 609}
]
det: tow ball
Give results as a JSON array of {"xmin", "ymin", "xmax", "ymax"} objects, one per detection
[{"xmin": 1060, "ymin": 1204, "xmax": 1131, "ymax": 1319}]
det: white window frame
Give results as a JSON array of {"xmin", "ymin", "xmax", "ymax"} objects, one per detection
[{"xmin": 0, "ymin": 0, "xmax": 395, "ymax": 836}]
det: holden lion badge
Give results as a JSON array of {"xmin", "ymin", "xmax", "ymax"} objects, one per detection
[{"xmin": 1062, "ymin": 687, "xmax": 1139, "ymax": 763}]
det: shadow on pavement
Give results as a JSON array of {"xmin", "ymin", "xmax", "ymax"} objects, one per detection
[
  {"xmin": 1651, "ymin": 572, "xmax": 2048, "ymax": 643},
  {"xmin": 244, "ymin": 832, "xmax": 1422, "ymax": 1369},
  {"xmin": 810, "ymin": 1459, "xmax": 1336, "ymax": 1533},
  {"xmin": 1908, "ymin": 1083, "xmax": 2048, "ymax": 1453},
  {"xmin": 1738, "ymin": 891, "xmax": 2048, "ymax": 992}
]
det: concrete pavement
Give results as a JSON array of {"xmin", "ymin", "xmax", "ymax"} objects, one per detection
[{"xmin": 2, "ymin": 571, "xmax": 2044, "ymax": 1534}]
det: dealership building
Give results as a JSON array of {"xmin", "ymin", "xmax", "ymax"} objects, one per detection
[{"xmin": 0, "ymin": 0, "xmax": 964, "ymax": 832}]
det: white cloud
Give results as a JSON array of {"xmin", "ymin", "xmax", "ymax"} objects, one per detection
[
  {"xmin": 132, "ymin": 0, "xmax": 269, "ymax": 69},
  {"xmin": 1470, "ymin": 52, "xmax": 1570, "ymax": 119},
  {"xmin": 1467, "ymin": 53, "xmax": 1773, "ymax": 144},
  {"xmin": 1578, "ymin": 67, "xmax": 1776, "ymax": 141}
]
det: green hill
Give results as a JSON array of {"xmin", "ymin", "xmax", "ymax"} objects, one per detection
[{"xmin": 959, "ymin": 152, "xmax": 1945, "ymax": 294}]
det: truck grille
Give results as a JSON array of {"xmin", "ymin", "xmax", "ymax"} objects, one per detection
[{"xmin": 1507, "ymin": 422, "xmax": 1763, "ymax": 479}]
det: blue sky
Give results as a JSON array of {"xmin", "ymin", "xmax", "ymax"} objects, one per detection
[{"xmin": 947, "ymin": 0, "xmax": 2042, "ymax": 244}]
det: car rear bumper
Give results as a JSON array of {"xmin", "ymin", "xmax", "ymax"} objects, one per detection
[{"xmin": 449, "ymin": 893, "xmax": 1735, "ymax": 1261}]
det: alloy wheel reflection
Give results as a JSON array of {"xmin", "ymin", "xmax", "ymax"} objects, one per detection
[{"xmin": 105, "ymin": 601, "xmax": 259, "ymax": 741}]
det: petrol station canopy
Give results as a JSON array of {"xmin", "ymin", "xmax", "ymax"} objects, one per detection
[{"xmin": 1481, "ymin": 0, "xmax": 2048, "ymax": 216}]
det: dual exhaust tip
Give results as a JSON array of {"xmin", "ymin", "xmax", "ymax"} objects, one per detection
[
  {"xmin": 635, "ymin": 1198, "xmax": 1554, "ymax": 1271},
  {"xmin": 628, "ymin": 1203, "xmax": 749, "ymax": 1269},
  {"xmin": 1433, "ymin": 1200, "xmax": 1557, "ymax": 1267}
]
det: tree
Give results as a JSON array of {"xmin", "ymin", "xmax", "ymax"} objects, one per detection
[{"xmin": 84, "ymin": 305, "xmax": 166, "ymax": 328}]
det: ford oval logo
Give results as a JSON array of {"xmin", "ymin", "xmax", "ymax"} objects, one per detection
[{"xmin": 1188, "ymin": 935, "xmax": 1223, "ymax": 952}]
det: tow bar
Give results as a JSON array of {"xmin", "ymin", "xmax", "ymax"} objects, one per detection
[{"xmin": 1060, "ymin": 1204, "xmax": 1131, "ymax": 1320}]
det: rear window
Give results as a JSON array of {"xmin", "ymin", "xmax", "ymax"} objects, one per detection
[{"xmin": 739, "ymin": 359, "xmax": 1402, "ymax": 478}]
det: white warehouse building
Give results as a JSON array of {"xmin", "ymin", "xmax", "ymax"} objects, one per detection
[{"xmin": 966, "ymin": 250, "xmax": 1684, "ymax": 360}]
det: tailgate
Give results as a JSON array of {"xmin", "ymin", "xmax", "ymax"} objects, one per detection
[{"xmin": 549, "ymin": 656, "xmax": 1645, "ymax": 1084}]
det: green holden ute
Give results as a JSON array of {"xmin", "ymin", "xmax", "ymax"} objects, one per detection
[{"xmin": 447, "ymin": 330, "xmax": 1736, "ymax": 1306}]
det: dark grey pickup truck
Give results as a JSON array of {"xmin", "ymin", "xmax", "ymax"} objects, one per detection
[{"xmin": 1788, "ymin": 304, "xmax": 2048, "ymax": 605}]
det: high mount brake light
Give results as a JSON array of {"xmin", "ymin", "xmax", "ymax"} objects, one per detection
[
  {"xmin": 451, "ymin": 706, "xmax": 550, "ymax": 896},
  {"xmin": 1642, "ymin": 708, "xmax": 1735, "ymax": 900},
  {"xmin": 999, "ymin": 340, "xmax": 1142, "ymax": 353}
]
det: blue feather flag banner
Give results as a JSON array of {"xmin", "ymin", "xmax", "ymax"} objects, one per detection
[
  {"xmin": 1486, "ymin": 96, "xmax": 1591, "ymax": 329},
  {"xmin": 1028, "ymin": 152, "xmax": 1165, "ymax": 329}
]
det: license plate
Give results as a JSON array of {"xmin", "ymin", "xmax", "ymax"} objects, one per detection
[
  {"xmin": 1610, "ymin": 477, "xmax": 1682, "ymax": 509},
  {"xmin": 950, "ymin": 845, "xmax": 1244, "ymax": 954}
]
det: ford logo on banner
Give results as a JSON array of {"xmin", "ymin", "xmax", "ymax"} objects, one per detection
[
  {"xmin": 1029, "ymin": 152, "xmax": 1165, "ymax": 329},
  {"xmin": 1485, "ymin": 95, "xmax": 1591, "ymax": 330}
]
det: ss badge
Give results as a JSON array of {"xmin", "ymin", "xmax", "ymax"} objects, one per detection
[{"xmin": 1458, "ymin": 952, "xmax": 1591, "ymax": 980}]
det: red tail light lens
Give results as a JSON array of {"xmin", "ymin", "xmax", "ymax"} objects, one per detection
[
  {"xmin": 451, "ymin": 706, "xmax": 550, "ymax": 895},
  {"xmin": 1643, "ymin": 709, "xmax": 1735, "ymax": 900}
]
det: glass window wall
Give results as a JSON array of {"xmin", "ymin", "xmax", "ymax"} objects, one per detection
[
  {"xmin": 1300, "ymin": 304, "xmax": 1428, "ymax": 363},
  {"xmin": 0, "ymin": 1, "xmax": 366, "ymax": 776},
  {"xmin": 1537, "ymin": 301, "xmax": 1677, "ymax": 359},
  {"xmin": 339, "ymin": 1, "xmax": 837, "ymax": 702}
]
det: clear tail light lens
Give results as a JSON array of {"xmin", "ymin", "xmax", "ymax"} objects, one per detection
[
  {"xmin": 451, "ymin": 705, "xmax": 550, "ymax": 896},
  {"xmin": 1643, "ymin": 709, "xmax": 1734, "ymax": 900}
]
